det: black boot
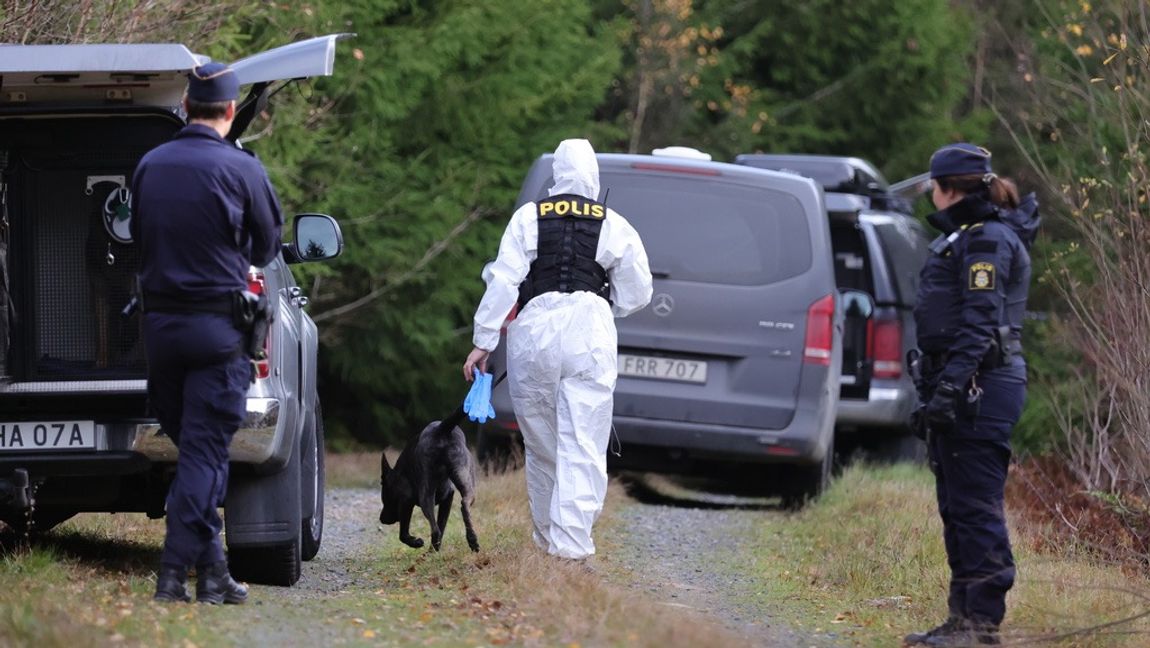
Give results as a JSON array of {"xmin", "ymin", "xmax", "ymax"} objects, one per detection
[
  {"xmin": 195, "ymin": 561, "xmax": 248, "ymax": 605},
  {"xmin": 904, "ymin": 616, "xmax": 963, "ymax": 646},
  {"xmin": 922, "ymin": 620, "xmax": 1000, "ymax": 647},
  {"xmin": 153, "ymin": 564, "xmax": 191, "ymax": 603}
]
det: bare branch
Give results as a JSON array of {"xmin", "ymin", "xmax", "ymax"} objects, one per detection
[{"xmin": 312, "ymin": 207, "xmax": 491, "ymax": 325}]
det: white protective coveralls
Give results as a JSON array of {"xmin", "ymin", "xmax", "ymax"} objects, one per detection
[{"xmin": 472, "ymin": 139, "xmax": 652, "ymax": 559}]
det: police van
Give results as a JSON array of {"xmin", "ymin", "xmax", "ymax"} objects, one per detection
[
  {"xmin": 481, "ymin": 147, "xmax": 851, "ymax": 506},
  {"xmin": 0, "ymin": 36, "xmax": 349, "ymax": 585},
  {"xmin": 734, "ymin": 154, "xmax": 931, "ymax": 461}
]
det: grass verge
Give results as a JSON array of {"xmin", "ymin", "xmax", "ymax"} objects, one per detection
[
  {"xmin": 737, "ymin": 462, "xmax": 1150, "ymax": 647},
  {"xmin": 0, "ymin": 451, "xmax": 745, "ymax": 647}
]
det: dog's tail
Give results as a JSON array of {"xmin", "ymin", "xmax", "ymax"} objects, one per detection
[
  {"xmin": 434, "ymin": 405, "xmax": 468, "ymax": 435},
  {"xmin": 435, "ymin": 370, "xmax": 508, "ymax": 434}
]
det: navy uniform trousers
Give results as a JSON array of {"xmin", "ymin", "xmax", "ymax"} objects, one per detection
[
  {"xmin": 144, "ymin": 312, "xmax": 249, "ymax": 569},
  {"xmin": 927, "ymin": 362, "xmax": 1027, "ymax": 627}
]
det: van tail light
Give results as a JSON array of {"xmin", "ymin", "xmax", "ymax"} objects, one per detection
[
  {"xmin": 248, "ymin": 269, "xmax": 270, "ymax": 380},
  {"xmin": 803, "ymin": 294, "xmax": 835, "ymax": 365},
  {"xmin": 500, "ymin": 304, "xmax": 519, "ymax": 335},
  {"xmin": 871, "ymin": 317, "xmax": 903, "ymax": 379}
]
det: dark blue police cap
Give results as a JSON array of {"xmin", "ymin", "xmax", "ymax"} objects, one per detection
[
  {"xmin": 187, "ymin": 62, "xmax": 239, "ymax": 103},
  {"xmin": 929, "ymin": 143, "xmax": 993, "ymax": 179}
]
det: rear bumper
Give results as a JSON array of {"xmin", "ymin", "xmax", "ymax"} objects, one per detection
[
  {"xmin": 610, "ymin": 414, "xmax": 823, "ymax": 464},
  {"xmin": 835, "ymin": 382, "xmax": 915, "ymax": 429},
  {"xmin": 130, "ymin": 397, "xmax": 281, "ymax": 463}
]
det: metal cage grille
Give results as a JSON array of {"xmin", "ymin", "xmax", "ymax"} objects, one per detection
[{"xmin": 21, "ymin": 157, "xmax": 148, "ymax": 381}]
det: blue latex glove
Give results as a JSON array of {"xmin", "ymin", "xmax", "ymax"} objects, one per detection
[
  {"xmin": 463, "ymin": 370, "xmax": 479, "ymax": 414},
  {"xmin": 464, "ymin": 369, "xmax": 496, "ymax": 423},
  {"xmin": 481, "ymin": 372, "xmax": 496, "ymax": 422}
]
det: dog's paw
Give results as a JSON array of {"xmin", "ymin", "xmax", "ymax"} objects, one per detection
[
  {"xmin": 467, "ymin": 532, "xmax": 480, "ymax": 552},
  {"xmin": 401, "ymin": 535, "xmax": 424, "ymax": 549}
]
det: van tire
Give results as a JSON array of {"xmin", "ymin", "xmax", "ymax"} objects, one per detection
[
  {"xmin": 228, "ymin": 538, "xmax": 301, "ymax": 586},
  {"xmin": 225, "ymin": 441, "xmax": 304, "ymax": 586},
  {"xmin": 477, "ymin": 428, "xmax": 521, "ymax": 474},
  {"xmin": 870, "ymin": 433, "xmax": 927, "ymax": 464},
  {"xmin": 781, "ymin": 443, "xmax": 834, "ymax": 511},
  {"xmin": 301, "ymin": 402, "xmax": 326, "ymax": 562}
]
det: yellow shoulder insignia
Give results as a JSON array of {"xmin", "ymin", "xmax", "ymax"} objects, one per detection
[{"xmin": 969, "ymin": 261, "xmax": 996, "ymax": 290}]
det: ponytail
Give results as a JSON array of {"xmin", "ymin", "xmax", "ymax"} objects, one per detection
[
  {"xmin": 987, "ymin": 176, "xmax": 1019, "ymax": 210},
  {"xmin": 936, "ymin": 173, "xmax": 1020, "ymax": 210}
]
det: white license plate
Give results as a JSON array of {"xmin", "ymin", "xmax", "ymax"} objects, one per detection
[
  {"xmin": 0, "ymin": 421, "xmax": 96, "ymax": 452},
  {"xmin": 619, "ymin": 354, "xmax": 707, "ymax": 383}
]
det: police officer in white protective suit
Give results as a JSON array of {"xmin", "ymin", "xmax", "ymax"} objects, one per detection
[{"xmin": 463, "ymin": 138, "xmax": 652, "ymax": 560}]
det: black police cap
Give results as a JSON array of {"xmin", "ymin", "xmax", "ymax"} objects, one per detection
[
  {"xmin": 929, "ymin": 143, "xmax": 993, "ymax": 179},
  {"xmin": 187, "ymin": 62, "xmax": 239, "ymax": 103}
]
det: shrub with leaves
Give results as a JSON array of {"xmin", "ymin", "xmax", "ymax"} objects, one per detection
[{"xmin": 1009, "ymin": 1, "xmax": 1150, "ymax": 497}]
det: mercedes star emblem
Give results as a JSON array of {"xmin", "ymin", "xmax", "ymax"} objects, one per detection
[{"xmin": 652, "ymin": 293, "xmax": 675, "ymax": 317}]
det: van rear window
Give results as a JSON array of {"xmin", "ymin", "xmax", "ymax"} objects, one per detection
[
  {"xmin": 874, "ymin": 220, "xmax": 930, "ymax": 304},
  {"xmin": 562, "ymin": 173, "xmax": 812, "ymax": 286}
]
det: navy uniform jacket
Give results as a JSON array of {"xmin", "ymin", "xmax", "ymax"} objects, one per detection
[
  {"xmin": 130, "ymin": 124, "xmax": 283, "ymax": 301},
  {"xmin": 914, "ymin": 193, "xmax": 1040, "ymax": 389}
]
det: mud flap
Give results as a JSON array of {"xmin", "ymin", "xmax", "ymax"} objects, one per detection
[{"xmin": 224, "ymin": 445, "xmax": 302, "ymax": 586}]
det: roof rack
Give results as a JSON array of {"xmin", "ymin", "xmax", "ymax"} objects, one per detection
[{"xmin": 734, "ymin": 153, "xmax": 914, "ymax": 215}]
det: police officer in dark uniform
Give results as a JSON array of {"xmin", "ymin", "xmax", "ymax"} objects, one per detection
[
  {"xmin": 904, "ymin": 143, "xmax": 1040, "ymax": 646},
  {"xmin": 130, "ymin": 62, "xmax": 283, "ymax": 604}
]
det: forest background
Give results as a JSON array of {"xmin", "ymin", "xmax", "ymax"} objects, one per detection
[{"xmin": 3, "ymin": 0, "xmax": 1147, "ymax": 501}]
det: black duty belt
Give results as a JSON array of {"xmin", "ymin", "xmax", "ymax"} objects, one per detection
[
  {"xmin": 921, "ymin": 343, "xmax": 1022, "ymax": 376},
  {"xmin": 142, "ymin": 293, "xmax": 233, "ymax": 315}
]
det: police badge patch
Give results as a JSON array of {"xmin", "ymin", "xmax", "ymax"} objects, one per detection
[{"xmin": 969, "ymin": 261, "xmax": 996, "ymax": 290}]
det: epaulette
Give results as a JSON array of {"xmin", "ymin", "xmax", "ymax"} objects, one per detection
[{"xmin": 929, "ymin": 222, "xmax": 977, "ymax": 255}]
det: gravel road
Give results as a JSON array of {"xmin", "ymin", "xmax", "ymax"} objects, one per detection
[
  {"xmin": 229, "ymin": 488, "xmax": 383, "ymax": 646},
  {"xmin": 602, "ymin": 475, "xmax": 847, "ymax": 647},
  {"xmin": 230, "ymin": 482, "xmax": 847, "ymax": 647}
]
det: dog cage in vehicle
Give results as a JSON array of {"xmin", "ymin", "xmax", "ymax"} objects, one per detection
[{"xmin": 1, "ymin": 125, "xmax": 176, "ymax": 382}]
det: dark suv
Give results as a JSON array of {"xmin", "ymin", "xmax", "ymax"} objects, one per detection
[
  {"xmin": 735, "ymin": 155, "xmax": 930, "ymax": 459},
  {"xmin": 0, "ymin": 36, "xmax": 348, "ymax": 585},
  {"xmin": 481, "ymin": 148, "xmax": 846, "ymax": 505}
]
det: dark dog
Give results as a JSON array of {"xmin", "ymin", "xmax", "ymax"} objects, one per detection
[{"xmin": 379, "ymin": 407, "xmax": 479, "ymax": 552}]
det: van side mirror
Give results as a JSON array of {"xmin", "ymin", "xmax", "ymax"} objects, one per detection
[{"xmin": 285, "ymin": 213, "xmax": 343, "ymax": 264}]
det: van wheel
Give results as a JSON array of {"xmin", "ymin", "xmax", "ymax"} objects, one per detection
[
  {"xmin": 868, "ymin": 433, "xmax": 927, "ymax": 464},
  {"xmin": 781, "ymin": 444, "xmax": 834, "ymax": 511},
  {"xmin": 301, "ymin": 403, "xmax": 326, "ymax": 562},
  {"xmin": 477, "ymin": 428, "xmax": 521, "ymax": 474},
  {"xmin": 228, "ymin": 538, "xmax": 301, "ymax": 586}
]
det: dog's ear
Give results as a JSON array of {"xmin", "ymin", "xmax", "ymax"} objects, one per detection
[{"xmin": 380, "ymin": 451, "xmax": 392, "ymax": 482}]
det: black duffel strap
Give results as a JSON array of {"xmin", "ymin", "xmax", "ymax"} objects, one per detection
[{"xmin": 142, "ymin": 292, "xmax": 233, "ymax": 315}]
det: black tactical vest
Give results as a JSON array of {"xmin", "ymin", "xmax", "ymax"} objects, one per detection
[{"xmin": 518, "ymin": 194, "xmax": 610, "ymax": 308}]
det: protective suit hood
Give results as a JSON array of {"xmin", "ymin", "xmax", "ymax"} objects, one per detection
[
  {"xmin": 549, "ymin": 139, "xmax": 600, "ymax": 200},
  {"xmin": 1000, "ymin": 192, "xmax": 1041, "ymax": 251}
]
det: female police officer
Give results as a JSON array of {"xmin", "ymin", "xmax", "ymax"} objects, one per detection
[{"xmin": 904, "ymin": 144, "xmax": 1039, "ymax": 647}]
